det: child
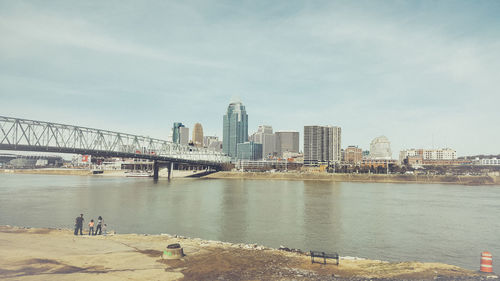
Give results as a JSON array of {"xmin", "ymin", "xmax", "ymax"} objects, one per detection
[{"xmin": 88, "ymin": 219, "xmax": 94, "ymax": 236}]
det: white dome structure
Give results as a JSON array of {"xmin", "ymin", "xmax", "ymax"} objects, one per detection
[{"xmin": 369, "ymin": 136, "xmax": 392, "ymax": 160}]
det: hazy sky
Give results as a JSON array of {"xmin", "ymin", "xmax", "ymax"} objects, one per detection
[{"xmin": 1, "ymin": 0, "xmax": 499, "ymax": 157}]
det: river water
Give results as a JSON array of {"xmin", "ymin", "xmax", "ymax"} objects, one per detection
[{"xmin": 0, "ymin": 173, "xmax": 498, "ymax": 272}]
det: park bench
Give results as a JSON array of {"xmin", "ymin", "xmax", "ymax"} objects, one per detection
[{"xmin": 310, "ymin": 251, "xmax": 339, "ymax": 265}]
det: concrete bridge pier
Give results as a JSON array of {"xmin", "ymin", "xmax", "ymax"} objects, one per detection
[
  {"xmin": 153, "ymin": 161, "xmax": 160, "ymax": 180},
  {"xmin": 152, "ymin": 161, "xmax": 174, "ymax": 180},
  {"xmin": 168, "ymin": 162, "xmax": 173, "ymax": 180}
]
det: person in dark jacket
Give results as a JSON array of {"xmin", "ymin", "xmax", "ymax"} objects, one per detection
[
  {"xmin": 95, "ymin": 216, "xmax": 103, "ymax": 235},
  {"xmin": 74, "ymin": 214, "xmax": 84, "ymax": 235}
]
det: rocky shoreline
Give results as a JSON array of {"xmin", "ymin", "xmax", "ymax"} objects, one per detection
[{"xmin": 0, "ymin": 225, "xmax": 495, "ymax": 280}]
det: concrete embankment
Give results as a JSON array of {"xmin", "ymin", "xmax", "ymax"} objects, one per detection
[
  {"xmin": 0, "ymin": 225, "xmax": 489, "ymax": 281},
  {"xmin": 204, "ymin": 171, "xmax": 500, "ymax": 186},
  {"xmin": 0, "ymin": 168, "xmax": 92, "ymax": 176}
]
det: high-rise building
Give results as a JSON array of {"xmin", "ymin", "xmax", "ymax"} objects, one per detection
[
  {"xmin": 223, "ymin": 99, "xmax": 248, "ymax": 159},
  {"xmin": 369, "ymin": 136, "xmax": 392, "ymax": 160},
  {"xmin": 192, "ymin": 123, "xmax": 204, "ymax": 147},
  {"xmin": 172, "ymin": 122, "xmax": 185, "ymax": 144},
  {"xmin": 345, "ymin": 145, "xmax": 363, "ymax": 164},
  {"xmin": 179, "ymin": 127, "xmax": 189, "ymax": 145},
  {"xmin": 275, "ymin": 131, "xmax": 299, "ymax": 157},
  {"xmin": 249, "ymin": 125, "xmax": 276, "ymax": 159},
  {"xmin": 303, "ymin": 125, "xmax": 341, "ymax": 166},
  {"xmin": 236, "ymin": 142, "xmax": 263, "ymax": 160}
]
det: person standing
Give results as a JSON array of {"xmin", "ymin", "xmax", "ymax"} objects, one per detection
[
  {"xmin": 74, "ymin": 214, "xmax": 84, "ymax": 235},
  {"xmin": 95, "ymin": 216, "xmax": 103, "ymax": 235},
  {"xmin": 88, "ymin": 219, "xmax": 95, "ymax": 236}
]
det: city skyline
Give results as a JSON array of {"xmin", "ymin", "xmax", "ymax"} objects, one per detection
[{"xmin": 1, "ymin": 1, "xmax": 499, "ymax": 156}]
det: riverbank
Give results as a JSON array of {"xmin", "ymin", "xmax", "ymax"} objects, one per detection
[
  {"xmin": 204, "ymin": 171, "xmax": 500, "ymax": 185},
  {"xmin": 2, "ymin": 169, "xmax": 499, "ymax": 185},
  {"xmin": 0, "ymin": 225, "xmax": 492, "ymax": 281}
]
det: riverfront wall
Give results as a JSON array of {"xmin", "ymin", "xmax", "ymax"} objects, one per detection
[{"xmin": 204, "ymin": 171, "xmax": 500, "ymax": 185}]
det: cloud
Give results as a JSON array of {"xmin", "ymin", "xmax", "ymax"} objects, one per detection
[
  {"xmin": 0, "ymin": 1, "xmax": 499, "ymax": 155},
  {"xmin": 0, "ymin": 10, "xmax": 229, "ymax": 69}
]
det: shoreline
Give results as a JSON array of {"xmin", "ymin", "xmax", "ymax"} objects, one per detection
[
  {"xmin": 203, "ymin": 171, "xmax": 500, "ymax": 186},
  {"xmin": 1, "ymin": 168, "xmax": 499, "ymax": 185},
  {"xmin": 0, "ymin": 225, "xmax": 492, "ymax": 280}
]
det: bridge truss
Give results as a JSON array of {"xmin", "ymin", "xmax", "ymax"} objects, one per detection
[{"xmin": 0, "ymin": 116, "xmax": 230, "ymax": 167}]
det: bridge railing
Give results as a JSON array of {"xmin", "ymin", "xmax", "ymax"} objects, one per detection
[{"xmin": 0, "ymin": 116, "xmax": 230, "ymax": 164}]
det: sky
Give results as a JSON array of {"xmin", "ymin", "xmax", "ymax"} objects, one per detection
[{"xmin": 1, "ymin": 0, "xmax": 499, "ymax": 157}]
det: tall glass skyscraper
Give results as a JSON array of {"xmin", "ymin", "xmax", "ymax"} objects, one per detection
[
  {"xmin": 172, "ymin": 122, "xmax": 184, "ymax": 143},
  {"xmin": 223, "ymin": 100, "xmax": 248, "ymax": 159}
]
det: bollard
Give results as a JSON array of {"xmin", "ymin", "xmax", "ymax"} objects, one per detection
[
  {"xmin": 480, "ymin": 251, "xmax": 493, "ymax": 273},
  {"xmin": 163, "ymin": 243, "xmax": 184, "ymax": 260}
]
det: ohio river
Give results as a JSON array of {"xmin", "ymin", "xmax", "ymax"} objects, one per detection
[{"xmin": 0, "ymin": 173, "xmax": 498, "ymax": 272}]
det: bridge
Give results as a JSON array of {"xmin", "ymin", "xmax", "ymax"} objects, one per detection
[{"xmin": 0, "ymin": 115, "xmax": 230, "ymax": 179}]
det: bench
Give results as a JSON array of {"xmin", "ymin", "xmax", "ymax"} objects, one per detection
[{"xmin": 310, "ymin": 251, "xmax": 339, "ymax": 265}]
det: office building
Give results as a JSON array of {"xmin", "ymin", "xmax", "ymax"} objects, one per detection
[
  {"xmin": 303, "ymin": 125, "xmax": 342, "ymax": 166},
  {"xmin": 249, "ymin": 125, "xmax": 276, "ymax": 159},
  {"xmin": 172, "ymin": 122, "xmax": 184, "ymax": 144},
  {"xmin": 345, "ymin": 145, "xmax": 363, "ymax": 164},
  {"xmin": 399, "ymin": 148, "xmax": 457, "ymax": 166},
  {"xmin": 369, "ymin": 136, "xmax": 392, "ymax": 160},
  {"xmin": 275, "ymin": 131, "xmax": 299, "ymax": 157},
  {"xmin": 478, "ymin": 158, "xmax": 500, "ymax": 165},
  {"xmin": 204, "ymin": 136, "xmax": 219, "ymax": 148},
  {"xmin": 236, "ymin": 142, "xmax": 262, "ymax": 160},
  {"xmin": 179, "ymin": 127, "xmax": 189, "ymax": 145},
  {"xmin": 208, "ymin": 141, "xmax": 223, "ymax": 152},
  {"xmin": 223, "ymin": 99, "xmax": 248, "ymax": 159},
  {"xmin": 192, "ymin": 123, "xmax": 204, "ymax": 147}
]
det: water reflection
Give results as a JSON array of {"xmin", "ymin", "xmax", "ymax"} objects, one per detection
[
  {"xmin": 218, "ymin": 179, "xmax": 249, "ymax": 243},
  {"xmin": 302, "ymin": 181, "xmax": 342, "ymax": 253}
]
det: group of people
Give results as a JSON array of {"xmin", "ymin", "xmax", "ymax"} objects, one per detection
[{"xmin": 74, "ymin": 214, "xmax": 107, "ymax": 236}]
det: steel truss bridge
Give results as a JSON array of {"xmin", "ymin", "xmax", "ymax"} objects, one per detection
[{"xmin": 0, "ymin": 116, "xmax": 230, "ymax": 178}]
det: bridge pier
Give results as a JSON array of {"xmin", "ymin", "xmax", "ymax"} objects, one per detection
[
  {"xmin": 167, "ymin": 162, "xmax": 173, "ymax": 180},
  {"xmin": 153, "ymin": 161, "xmax": 159, "ymax": 180}
]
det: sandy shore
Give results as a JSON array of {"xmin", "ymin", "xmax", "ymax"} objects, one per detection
[
  {"xmin": 0, "ymin": 226, "xmax": 494, "ymax": 281},
  {"xmin": 204, "ymin": 171, "xmax": 500, "ymax": 186}
]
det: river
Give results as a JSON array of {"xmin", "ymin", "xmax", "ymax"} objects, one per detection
[{"xmin": 0, "ymin": 173, "xmax": 498, "ymax": 272}]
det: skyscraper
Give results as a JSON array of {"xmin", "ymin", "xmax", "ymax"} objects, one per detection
[
  {"xmin": 237, "ymin": 142, "xmax": 263, "ymax": 160},
  {"xmin": 172, "ymin": 122, "xmax": 184, "ymax": 144},
  {"xmin": 192, "ymin": 123, "xmax": 204, "ymax": 147},
  {"xmin": 223, "ymin": 99, "xmax": 248, "ymax": 159},
  {"xmin": 179, "ymin": 127, "xmax": 189, "ymax": 145},
  {"xmin": 249, "ymin": 125, "xmax": 276, "ymax": 159},
  {"xmin": 303, "ymin": 125, "xmax": 341, "ymax": 166},
  {"xmin": 275, "ymin": 131, "xmax": 299, "ymax": 157}
]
